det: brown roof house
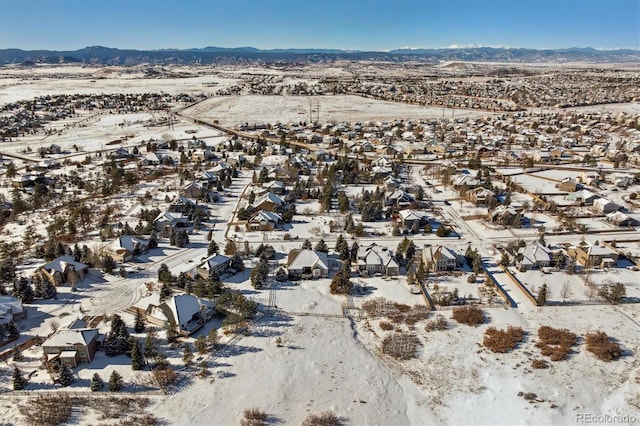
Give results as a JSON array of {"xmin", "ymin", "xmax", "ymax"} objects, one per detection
[
  {"xmin": 37, "ymin": 255, "xmax": 89, "ymax": 286},
  {"xmin": 422, "ymin": 245, "xmax": 464, "ymax": 271},
  {"xmin": 42, "ymin": 326, "xmax": 99, "ymax": 369},
  {"xmin": 467, "ymin": 187, "xmax": 497, "ymax": 206},
  {"xmin": 104, "ymin": 235, "xmax": 150, "ymax": 262},
  {"xmin": 569, "ymin": 242, "xmax": 619, "ymax": 268},
  {"xmin": 253, "ymin": 192, "xmax": 285, "ymax": 212}
]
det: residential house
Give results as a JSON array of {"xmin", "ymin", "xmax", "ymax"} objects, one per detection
[
  {"xmin": 104, "ymin": 235, "xmax": 150, "ymax": 262},
  {"xmin": 567, "ymin": 189, "xmax": 600, "ymax": 206},
  {"xmin": 451, "ymin": 174, "xmax": 480, "ymax": 189},
  {"xmin": 558, "ymin": 177, "xmax": 578, "ymax": 192},
  {"xmin": 42, "ymin": 327, "xmax": 99, "ymax": 368},
  {"xmin": 246, "ymin": 210, "xmax": 282, "ymax": 231},
  {"xmin": 142, "ymin": 152, "xmax": 163, "ymax": 166},
  {"xmin": 286, "ymin": 249, "xmax": 329, "ymax": 280},
  {"xmin": 372, "ymin": 165, "xmax": 393, "ymax": 177},
  {"xmin": 372, "ymin": 157, "xmax": 393, "ymax": 168},
  {"xmin": 569, "ymin": 242, "xmax": 619, "ymax": 268},
  {"xmin": 154, "ymin": 211, "xmax": 189, "ymax": 233},
  {"xmin": 592, "ymin": 198, "xmax": 620, "ymax": 214},
  {"xmin": 109, "ymin": 147, "xmax": 131, "ymax": 159},
  {"xmin": 181, "ymin": 181, "xmax": 205, "ymax": 199},
  {"xmin": 0, "ymin": 296, "xmax": 24, "ymax": 321},
  {"xmin": 579, "ymin": 171, "xmax": 601, "ymax": 186},
  {"xmin": 145, "ymin": 294, "xmax": 213, "ymax": 336},
  {"xmin": 169, "ymin": 197, "xmax": 196, "ymax": 214},
  {"xmin": 11, "ymin": 172, "xmax": 46, "ymax": 189},
  {"xmin": 517, "ymin": 242, "xmax": 552, "ymax": 270},
  {"xmin": 467, "ymin": 187, "xmax": 497, "ymax": 206},
  {"xmin": 386, "ymin": 188, "xmax": 414, "ymax": 207},
  {"xmin": 488, "ymin": 205, "xmax": 523, "ymax": 227},
  {"xmin": 253, "ymin": 192, "xmax": 285, "ymax": 212},
  {"xmin": 606, "ymin": 211, "xmax": 639, "ymax": 227},
  {"xmin": 197, "ymin": 254, "xmax": 232, "ymax": 278},
  {"xmin": 37, "ymin": 255, "xmax": 89, "ymax": 286},
  {"xmin": 262, "ymin": 180, "xmax": 286, "ymax": 195},
  {"xmin": 609, "ymin": 173, "xmax": 634, "ymax": 188},
  {"xmin": 399, "ymin": 209, "xmax": 427, "ymax": 229},
  {"xmin": 422, "ymin": 245, "xmax": 464, "ymax": 271},
  {"xmin": 357, "ymin": 243, "xmax": 399, "ymax": 276}
]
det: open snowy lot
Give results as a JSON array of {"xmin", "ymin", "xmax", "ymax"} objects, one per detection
[{"xmin": 182, "ymin": 94, "xmax": 494, "ymax": 126}]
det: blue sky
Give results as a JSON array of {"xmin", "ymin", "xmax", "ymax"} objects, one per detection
[{"xmin": 0, "ymin": 0, "xmax": 638, "ymax": 50}]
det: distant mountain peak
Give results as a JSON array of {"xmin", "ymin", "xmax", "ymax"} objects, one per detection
[{"xmin": 0, "ymin": 45, "xmax": 638, "ymax": 66}]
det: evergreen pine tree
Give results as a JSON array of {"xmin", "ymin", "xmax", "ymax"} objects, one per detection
[
  {"xmin": 104, "ymin": 314, "xmax": 131, "ymax": 356},
  {"xmin": 159, "ymin": 282, "xmax": 172, "ymax": 302},
  {"xmin": 13, "ymin": 277, "xmax": 34, "ymax": 303},
  {"xmin": 144, "ymin": 329, "xmax": 158, "ymax": 359},
  {"xmin": 350, "ymin": 241, "xmax": 359, "ymax": 262},
  {"xmin": 12, "ymin": 344, "xmax": 22, "ymax": 361},
  {"xmin": 158, "ymin": 263, "xmax": 172, "ymax": 283},
  {"xmin": 195, "ymin": 335, "xmax": 207, "ymax": 354},
  {"xmin": 7, "ymin": 320, "xmax": 19, "ymax": 338},
  {"xmin": 90, "ymin": 372, "xmax": 104, "ymax": 391},
  {"xmin": 536, "ymin": 283, "xmax": 549, "ymax": 306},
  {"xmin": 58, "ymin": 365, "xmax": 74, "ymax": 387},
  {"xmin": 12, "ymin": 367, "xmax": 26, "ymax": 390},
  {"xmin": 134, "ymin": 310, "xmax": 146, "ymax": 333},
  {"xmin": 207, "ymin": 328, "xmax": 218, "ymax": 350},
  {"xmin": 302, "ymin": 239, "xmax": 312, "ymax": 250},
  {"xmin": 207, "ymin": 240, "xmax": 220, "ymax": 256},
  {"xmin": 130, "ymin": 338, "xmax": 144, "ymax": 370},
  {"xmin": 108, "ymin": 371, "xmax": 124, "ymax": 392},
  {"xmin": 182, "ymin": 343, "xmax": 194, "ymax": 366},
  {"xmin": 314, "ymin": 239, "xmax": 329, "ymax": 253},
  {"xmin": 165, "ymin": 319, "xmax": 178, "ymax": 344}
]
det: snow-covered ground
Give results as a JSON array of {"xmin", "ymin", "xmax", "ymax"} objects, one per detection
[{"xmin": 1, "ymin": 65, "xmax": 639, "ymax": 425}]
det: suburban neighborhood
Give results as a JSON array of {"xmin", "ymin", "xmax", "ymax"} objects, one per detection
[{"xmin": 0, "ymin": 55, "xmax": 638, "ymax": 425}]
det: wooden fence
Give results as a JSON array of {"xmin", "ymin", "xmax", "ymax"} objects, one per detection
[{"xmin": 500, "ymin": 265, "xmax": 540, "ymax": 306}]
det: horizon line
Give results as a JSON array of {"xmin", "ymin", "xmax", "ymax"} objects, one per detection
[{"xmin": 2, "ymin": 45, "xmax": 640, "ymax": 52}]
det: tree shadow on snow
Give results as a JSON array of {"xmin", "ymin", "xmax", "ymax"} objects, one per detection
[{"xmin": 217, "ymin": 344, "xmax": 263, "ymax": 358}]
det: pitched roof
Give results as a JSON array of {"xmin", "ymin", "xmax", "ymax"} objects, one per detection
[
  {"xmin": 41, "ymin": 255, "xmax": 89, "ymax": 274},
  {"xmin": 254, "ymin": 192, "xmax": 284, "ymax": 207},
  {"xmin": 287, "ymin": 249, "xmax": 328, "ymax": 271},
  {"xmin": 519, "ymin": 242, "xmax": 552, "ymax": 265},
  {"xmin": 42, "ymin": 328, "xmax": 98, "ymax": 348},
  {"xmin": 201, "ymin": 254, "xmax": 231, "ymax": 270},
  {"xmin": 251, "ymin": 210, "xmax": 282, "ymax": 223}
]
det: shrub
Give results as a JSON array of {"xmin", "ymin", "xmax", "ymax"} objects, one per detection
[
  {"xmin": 379, "ymin": 321, "xmax": 393, "ymax": 331},
  {"xmin": 302, "ymin": 411, "xmax": 343, "ymax": 426},
  {"xmin": 240, "ymin": 408, "xmax": 268, "ymax": 426},
  {"xmin": 585, "ymin": 331, "xmax": 622, "ymax": 361},
  {"xmin": 18, "ymin": 395, "xmax": 72, "ymax": 426},
  {"xmin": 381, "ymin": 332, "xmax": 421, "ymax": 360},
  {"xmin": 483, "ymin": 326, "xmax": 525, "ymax": 353},
  {"xmin": 531, "ymin": 358, "xmax": 549, "ymax": 369},
  {"xmin": 535, "ymin": 326, "xmax": 578, "ymax": 361},
  {"xmin": 425, "ymin": 315, "xmax": 448, "ymax": 331},
  {"xmin": 467, "ymin": 274, "xmax": 476, "ymax": 283},
  {"xmin": 451, "ymin": 305, "xmax": 484, "ymax": 326},
  {"xmin": 152, "ymin": 368, "xmax": 178, "ymax": 389},
  {"xmin": 404, "ymin": 305, "xmax": 431, "ymax": 326},
  {"xmin": 362, "ymin": 297, "xmax": 399, "ymax": 317}
]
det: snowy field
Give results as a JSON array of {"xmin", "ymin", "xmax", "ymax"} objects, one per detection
[
  {"xmin": 182, "ymin": 94, "xmax": 495, "ymax": 126},
  {"xmin": 0, "ymin": 64, "xmax": 639, "ymax": 425}
]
